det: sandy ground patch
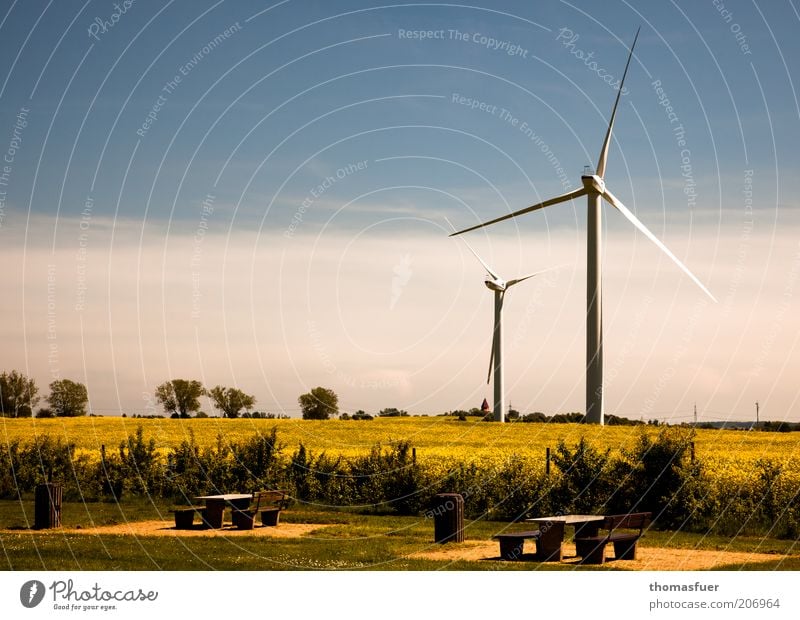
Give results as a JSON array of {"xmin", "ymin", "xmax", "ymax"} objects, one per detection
[
  {"xmin": 408, "ymin": 540, "xmax": 790, "ymax": 570},
  {"xmin": 4, "ymin": 520, "xmax": 331, "ymax": 538}
]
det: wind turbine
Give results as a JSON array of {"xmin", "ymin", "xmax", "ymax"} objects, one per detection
[
  {"xmin": 449, "ymin": 221, "xmax": 553, "ymax": 422},
  {"xmin": 450, "ymin": 29, "xmax": 716, "ymax": 425}
]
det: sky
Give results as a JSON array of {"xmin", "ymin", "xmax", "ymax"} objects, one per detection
[{"xmin": 1, "ymin": 0, "xmax": 799, "ymax": 422}]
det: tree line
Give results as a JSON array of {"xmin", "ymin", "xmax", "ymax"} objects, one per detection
[
  {"xmin": 0, "ymin": 370, "xmax": 262, "ymax": 419},
  {"xmin": 0, "ymin": 370, "xmax": 338, "ymax": 420}
]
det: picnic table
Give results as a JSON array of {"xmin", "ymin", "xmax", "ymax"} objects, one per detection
[
  {"xmin": 524, "ymin": 514, "xmax": 604, "ymax": 561},
  {"xmin": 194, "ymin": 494, "xmax": 253, "ymax": 529}
]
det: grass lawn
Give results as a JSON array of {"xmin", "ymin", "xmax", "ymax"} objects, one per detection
[{"xmin": 1, "ymin": 498, "xmax": 798, "ymax": 571}]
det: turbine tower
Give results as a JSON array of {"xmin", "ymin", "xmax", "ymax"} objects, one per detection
[
  {"xmin": 450, "ymin": 224, "xmax": 552, "ymax": 422},
  {"xmin": 450, "ymin": 29, "xmax": 715, "ymax": 425}
]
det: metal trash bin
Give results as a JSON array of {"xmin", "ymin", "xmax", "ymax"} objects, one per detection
[
  {"xmin": 431, "ymin": 493, "xmax": 464, "ymax": 543},
  {"xmin": 34, "ymin": 483, "xmax": 62, "ymax": 529}
]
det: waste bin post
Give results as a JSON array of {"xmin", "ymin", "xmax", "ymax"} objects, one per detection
[
  {"xmin": 34, "ymin": 483, "xmax": 62, "ymax": 530},
  {"xmin": 431, "ymin": 492, "xmax": 464, "ymax": 544}
]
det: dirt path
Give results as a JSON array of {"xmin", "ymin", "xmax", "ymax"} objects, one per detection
[
  {"xmin": 5, "ymin": 520, "xmax": 332, "ymax": 538},
  {"xmin": 407, "ymin": 540, "xmax": 790, "ymax": 570}
]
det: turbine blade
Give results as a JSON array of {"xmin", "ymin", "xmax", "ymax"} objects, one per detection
[
  {"xmin": 445, "ymin": 217, "xmax": 501, "ymax": 280},
  {"xmin": 595, "ymin": 28, "xmax": 640, "ymax": 178},
  {"xmin": 449, "ymin": 188, "xmax": 588, "ymax": 237},
  {"xmin": 602, "ymin": 188, "xmax": 717, "ymax": 302},
  {"xmin": 506, "ymin": 264, "xmax": 565, "ymax": 287}
]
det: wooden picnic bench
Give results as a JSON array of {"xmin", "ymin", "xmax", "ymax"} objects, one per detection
[
  {"xmin": 574, "ymin": 512, "xmax": 652, "ymax": 564},
  {"xmin": 171, "ymin": 505, "xmax": 207, "ymax": 530},
  {"xmin": 231, "ymin": 490, "xmax": 291, "ymax": 529},
  {"xmin": 492, "ymin": 529, "xmax": 541, "ymax": 560}
]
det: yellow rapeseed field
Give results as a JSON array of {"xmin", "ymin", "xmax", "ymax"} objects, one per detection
[{"xmin": 2, "ymin": 416, "xmax": 799, "ymax": 466}]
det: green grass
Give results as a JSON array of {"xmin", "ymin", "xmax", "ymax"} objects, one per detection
[{"xmin": 1, "ymin": 499, "xmax": 797, "ymax": 571}]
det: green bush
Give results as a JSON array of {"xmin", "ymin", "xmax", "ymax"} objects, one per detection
[
  {"xmin": 551, "ymin": 437, "xmax": 613, "ymax": 514},
  {"xmin": 349, "ymin": 441, "xmax": 428, "ymax": 515},
  {"xmin": 118, "ymin": 426, "xmax": 164, "ymax": 497},
  {"xmin": 165, "ymin": 430, "xmax": 207, "ymax": 499},
  {"xmin": 610, "ymin": 427, "xmax": 701, "ymax": 530},
  {"xmin": 15, "ymin": 436, "xmax": 77, "ymax": 494},
  {"xmin": 486, "ymin": 455, "xmax": 552, "ymax": 522},
  {"xmin": 228, "ymin": 427, "xmax": 284, "ymax": 491},
  {"xmin": 0, "ymin": 440, "xmax": 20, "ymax": 498}
]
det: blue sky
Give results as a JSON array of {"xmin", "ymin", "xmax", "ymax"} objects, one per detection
[{"xmin": 1, "ymin": 0, "xmax": 799, "ymax": 421}]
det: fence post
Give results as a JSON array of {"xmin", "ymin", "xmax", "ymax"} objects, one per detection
[
  {"xmin": 690, "ymin": 441, "xmax": 695, "ymax": 463},
  {"xmin": 546, "ymin": 447, "xmax": 551, "ymax": 476}
]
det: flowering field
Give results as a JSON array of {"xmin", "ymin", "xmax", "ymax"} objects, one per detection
[{"xmin": 2, "ymin": 416, "xmax": 799, "ymax": 465}]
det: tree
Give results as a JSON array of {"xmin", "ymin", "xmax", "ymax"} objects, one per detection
[
  {"xmin": 0, "ymin": 370, "xmax": 40, "ymax": 417},
  {"xmin": 298, "ymin": 387, "xmax": 338, "ymax": 420},
  {"xmin": 154, "ymin": 379, "xmax": 205, "ymax": 418},
  {"xmin": 378, "ymin": 407, "xmax": 408, "ymax": 417},
  {"xmin": 47, "ymin": 379, "xmax": 88, "ymax": 417},
  {"xmin": 208, "ymin": 385, "xmax": 256, "ymax": 418}
]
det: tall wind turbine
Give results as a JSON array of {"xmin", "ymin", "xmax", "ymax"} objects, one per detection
[
  {"xmin": 450, "ymin": 223, "xmax": 552, "ymax": 422},
  {"xmin": 450, "ymin": 29, "xmax": 716, "ymax": 425}
]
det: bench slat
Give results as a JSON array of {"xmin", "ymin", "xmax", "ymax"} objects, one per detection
[{"xmin": 492, "ymin": 530, "xmax": 541, "ymax": 540}]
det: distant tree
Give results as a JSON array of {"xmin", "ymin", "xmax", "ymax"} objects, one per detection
[
  {"xmin": 35, "ymin": 408, "xmax": 54, "ymax": 418},
  {"xmin": 551, "ymin": 412, "xmax": 585, "ymax": 424},
  {"xmin": 605, "ymin": 413, "xmax": 643, "ymax": 426},
  {"xmin": 47, "ymin": 379, "xmax": 88, "ymax": 417},
  {"xmin": 378, "ymin": 407, "xmax": 408, "ymax": 417},
  {"xmin": 208, "ymin": 385, "xmax": 256, "ymax": 418},
  {"xmin": 0, "ymin": 370, "xmax": 40, "ymax": 417},
  {"xmin": 298, "ymin": 387, "xmax": 338, "ymax": 420},
  {"xmin": 154, "ymin": 379, "xmax": 205, "ymax": 418},
  {"xmin": 508, "ymin": 408, "xmax": 520, "ymax": 421},
  {"xmin": 522, "ymin": 411, "xmax": 548, "ymax": 423}
]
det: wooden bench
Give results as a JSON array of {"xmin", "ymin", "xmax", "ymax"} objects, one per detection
[
  {"xmin": 231, "ymin": 490, "xmax": 291, "ymax": 529},
  {"xmin": 171, "ymin": 506, "xmax": 206, "ymax": 530},
  {"xmin": 574, "ymin": 512, "xmax": 651, "ymax": 564},
  {"xmin": 492, "ymin": 530, "xmax": 541, "ymax": 561}
]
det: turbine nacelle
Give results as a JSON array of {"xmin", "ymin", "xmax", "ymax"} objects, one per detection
[
  {"xmin": 484, "ymin": 277, "xmax": 506, "ymax": 292},
  {"xmin": 581, "ymin": 175, "xmax": 606, "ymax": 194}
]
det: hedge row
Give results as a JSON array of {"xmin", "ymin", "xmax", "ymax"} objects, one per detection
[{"xmin": 1, "ymin": 426, "xmax": 797, "ymax": 538}]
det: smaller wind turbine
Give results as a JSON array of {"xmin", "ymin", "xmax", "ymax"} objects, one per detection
[{"xmin": 448, "ymin": 220, "xmax": 554, "ymax": 422}]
